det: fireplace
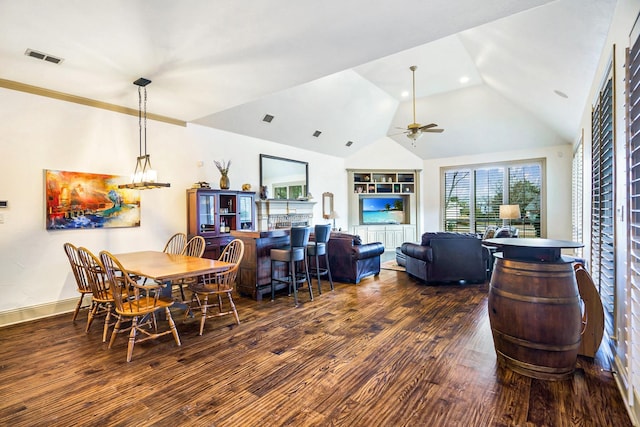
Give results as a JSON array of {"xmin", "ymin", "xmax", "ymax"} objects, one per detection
[{"xmin": 255, "ymin": 200, "xmax": 316, "ymax": 231}]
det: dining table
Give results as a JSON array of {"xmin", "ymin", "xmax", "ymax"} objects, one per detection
[{"xmin": 113, "ymin": 250, "xmax": 232, "ymax": 283}]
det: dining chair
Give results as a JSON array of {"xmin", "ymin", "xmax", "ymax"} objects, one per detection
[
  {"xmin": 163, "ymin": 232, "xmax": 188, "ymax": 254},
  {"xmin": 188, "ymin": 239, "xmax": 244, "ymax": 335},
  {"xmin": 182, "ymin": 235, "xmax": 206, "ymax": 257},
  {"xmin": 63, "ymin": 242, "xmax": 92, "ymax": 322},
  {"xmin": 270, "ymin": 226, "xmax": 312, "ymax": 306},
  {"xmin": 99, "ymin": 250, "xmax": 181, "ymax": 362},
  {"xmin": 77, "ymin": 246, "xmax": 120, "ymax": 342},
  {"xmin": 307, "ymin": 224, "xmax": 334, "ymax": 294},
  {"xmin": 173, "ymin": 235, "xmax": 207, "ymax": 301}
]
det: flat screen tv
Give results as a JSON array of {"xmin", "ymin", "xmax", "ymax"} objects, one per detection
[{"xmin": 360, "ymin": 195, "xmax": 407, "ymax": 225}]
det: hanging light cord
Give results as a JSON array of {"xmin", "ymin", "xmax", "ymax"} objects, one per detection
[{"xmin": 138, "ymin": 85, "xmax": 148, "ymax": 158}]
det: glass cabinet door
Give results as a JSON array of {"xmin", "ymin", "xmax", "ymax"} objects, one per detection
[
  {"xmin": 238, "ymin": 194, "xmax": 254, "ymax": 230},
  {"xmin": 198, "ymin": 193, "xmax": 216, "ymax": 232}
]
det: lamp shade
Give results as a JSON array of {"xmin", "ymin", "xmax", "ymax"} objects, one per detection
[{"xmin": 499, "ymin": 204, "xmax": 521, "ymax": 220}]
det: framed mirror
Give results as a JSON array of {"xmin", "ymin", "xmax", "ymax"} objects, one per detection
[
  {"xmin": 260, "ymin": 154, "xmax": 309, "ymax": 200},
  {"xmin": 322, "ymin": 192, "xmax": 333, "ymax": 219}
]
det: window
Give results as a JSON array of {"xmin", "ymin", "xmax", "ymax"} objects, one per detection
[
  {"xmin": 443, "ymin": 161, "xmax": 543, "ymax": 236},
  {"xmin": 572, "ymin": 138, "xmax": 583, "ymax": 258}
]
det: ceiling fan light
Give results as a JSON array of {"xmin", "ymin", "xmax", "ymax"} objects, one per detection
[{"xmin": 407, "ymin": 130, "xmax": 422, "ymax": 141}]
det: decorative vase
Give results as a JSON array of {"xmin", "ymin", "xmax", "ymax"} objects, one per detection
[{"xmin": 219, "ymin": 174, "xmax": 230, "ymax": 190}]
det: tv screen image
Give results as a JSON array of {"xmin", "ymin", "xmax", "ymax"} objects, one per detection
[{"xmin": 361, "ymin": 196, "xmax": 405, "ymax": 224}]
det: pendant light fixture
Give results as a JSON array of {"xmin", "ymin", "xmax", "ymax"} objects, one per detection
[{"xmin": 118, "ymin": 77, "xmax": 170, "ymax": 189}]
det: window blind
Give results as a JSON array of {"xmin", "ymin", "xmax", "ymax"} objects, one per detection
[{"xmin": 572, "ymin": 140, "xmax": 584, "ymax": 257}]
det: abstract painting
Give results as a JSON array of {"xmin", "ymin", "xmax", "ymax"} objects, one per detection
[{"xmin": 45, "ymin": 169, "xmax": 140, "ymax": 230}]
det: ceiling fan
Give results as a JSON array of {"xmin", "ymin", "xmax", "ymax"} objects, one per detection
[{"xmin": 393, "ymin": 65, "xmax": 444, "ymax": 145}]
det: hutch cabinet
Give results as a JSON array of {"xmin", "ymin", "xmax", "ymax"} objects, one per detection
[{"xmin": 187, "ymin": 189, "xmax": 256, "ymax": 259}]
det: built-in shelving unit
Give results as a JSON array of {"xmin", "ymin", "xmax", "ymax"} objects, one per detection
[
  {"xmin": 347, "ymin": 169, "xmax": 421, "ymax": 249},
  {"xmin": 353, "ymin": 172, "xmax": 415, "ymax": 194}
]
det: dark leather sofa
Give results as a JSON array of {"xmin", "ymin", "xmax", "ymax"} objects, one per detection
[
  {"xmin": 400, "ymin": 232, "xmax": 489, "ymax": 284},
  {"xmin": 318, "ymin": 232, "xmax": 385, "ymax": 284}
]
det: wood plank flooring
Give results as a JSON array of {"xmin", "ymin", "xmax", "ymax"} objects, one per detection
[{"xmin": 0, "ymin": 269, "xmax": 632, "ymax": 426}]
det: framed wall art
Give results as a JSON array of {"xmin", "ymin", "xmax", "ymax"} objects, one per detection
[{"xmin": 45, "ymin": 169, "xmax": 140, "ymax": 230}]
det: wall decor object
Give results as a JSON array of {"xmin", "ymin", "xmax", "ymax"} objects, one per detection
[{"xmin": 45, "ymin": 169, "xmax": 140, "ymax": 230}]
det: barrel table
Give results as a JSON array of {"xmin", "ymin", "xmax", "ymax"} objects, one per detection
[{"xmin": 484, "ymin": 238, "xmax": 584, "ymax": 381}]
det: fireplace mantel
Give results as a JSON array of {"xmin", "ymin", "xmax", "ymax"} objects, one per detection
[{"xmin": 255, "ymin": 199, "xmax": 316, "ymax": 231}]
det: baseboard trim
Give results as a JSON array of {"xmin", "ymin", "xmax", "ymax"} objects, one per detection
[{"xmin": 0, "ymin": 298, "xmax": 83, "ymax": 327}]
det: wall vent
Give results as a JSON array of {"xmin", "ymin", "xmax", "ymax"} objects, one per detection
[{"xmin": 24, "ymin": 49, "xmax": 64, "ymax": 65}]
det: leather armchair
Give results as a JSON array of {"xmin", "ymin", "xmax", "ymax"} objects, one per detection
[
  {"xmin": 401, "ymin": 232, "xmax": 489, "ymax": 283},
  {"xmin": 319, "ymin": 233, "xmax": 385, "ymax": 284}
]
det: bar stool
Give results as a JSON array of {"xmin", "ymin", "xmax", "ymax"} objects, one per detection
[
  {"xmin": 270, "ymin": 226, "xmax": 312, "ymax": 306},
  {"xmin": 307, "ymin": 224, "xmax": 334, "ymax": 294}
]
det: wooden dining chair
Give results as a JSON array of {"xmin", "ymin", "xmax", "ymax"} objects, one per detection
[
  {"xmin": 173, "ymin": 235, "xmax": 207, "ymax": 302},
  {"xmin": 63, "ymin": 242, "xmax": 92, "ymax": 322},
  {"xmin": 188, "ymin": 239, "xmax": 244, "ymax": 335},
  {"xmin": 163, "ymin": 232, "xmax": 187, "ymax": 255},
  {"xmin": 77, "ymin": 246, "xmax": 120, "ymax": 342},
  {"xmin": 99, "ymin": 250, "xmax": 181, "ymax": 362},
  {"xmin": 182, "ymin": 235, "xmax": 206, "ymax": 257}
]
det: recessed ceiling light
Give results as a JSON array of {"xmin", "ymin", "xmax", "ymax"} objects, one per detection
[
  {"xmin": 24, "ymin": 48, "xmax": 64, "ymax": 65},
  {"xmin": 313, "ymin": 130, "xmax": 322, "ymax": 137},
  {"xmin": 346, "ymin": 141, "xmax": 353, "ymax": 147},
  {"xmin": 554, "ymin": 89, "xmax": 569, "ymax": 99},
  {"xmin": 459, "ymin": 76, "xmax": 470, "ymax": 84},
  {"xmin": 401, "ymin": 91, "xmax": 409, "ymax": 97},
  {"xmin": 262, "ymin": 114, "xmax": 274, "ymax": 123}
]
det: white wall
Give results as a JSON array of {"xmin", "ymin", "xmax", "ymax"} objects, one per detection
[{"xmin": 0, "ymin": 88, "xmax": 345, "ymax": 318}]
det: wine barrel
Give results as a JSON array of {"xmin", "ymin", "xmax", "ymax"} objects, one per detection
[{"xmin": 488, "ymin": 255, "xmax": 582, "ymax": 380}]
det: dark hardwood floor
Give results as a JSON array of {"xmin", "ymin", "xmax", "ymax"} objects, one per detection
[{"xmin": 0, "ymin": 269, "xmax": 632, "ymax": 426}]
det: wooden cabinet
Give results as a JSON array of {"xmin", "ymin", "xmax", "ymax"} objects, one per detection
[
  {"xmin": 352, "ymin": 225, "xmax": 417, "ymax": 249},
  {"xmin": 187, "ymin": 189, "xmax": 256, "ymax": 259}
]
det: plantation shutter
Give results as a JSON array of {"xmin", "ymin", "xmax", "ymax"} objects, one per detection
[
  {"xmin": 627, "ymin": 22, "xmax": 640, "ymax": 410},
  {"xmin": 443, "ymin": 169, "xmax": 470, "ymax": 232},
  {"xmin": 572, "ymin": 140, "xmax": 584, "ymax": 257},
  {"xmin": 591, "ymin": 69, "xmax": 615, "ymax": 337},
  {"xmin": 508, "ymin": 164, "xmax": 542, "ymax": 238},
  {"xmin": 474, "ymin": 168, "xmax": 503, "ymax": 232}
]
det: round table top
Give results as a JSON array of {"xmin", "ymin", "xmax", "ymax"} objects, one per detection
[{"xmin": 484, "ymin": 238, "xmax": 583, "ymax": 249}]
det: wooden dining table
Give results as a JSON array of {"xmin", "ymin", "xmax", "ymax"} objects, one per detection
[{"xmin": 113, "ymin": 250, "xmax": 232, "ymax": 282}]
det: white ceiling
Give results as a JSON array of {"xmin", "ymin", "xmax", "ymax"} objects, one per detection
[{"xmin": 0, "ymin": 0, "xmax": 616, "ymax": 159}]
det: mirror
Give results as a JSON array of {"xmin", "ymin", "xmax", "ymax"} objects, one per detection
[
  {"xmin": 322, "ymin": 192, "xmax": 333, "ymax": 219},
  {"xmin": 260, "ymin": 154, "xmax": 309, "ymax": 200}
]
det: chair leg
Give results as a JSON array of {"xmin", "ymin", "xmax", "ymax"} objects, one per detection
[
  {"xmin": 304, "ymin": 257, "xmax": 313, "ymax": 302},
  {"xmin": 314, "ymin": 253, "xmax": 322, "ymax": 294},
  {"xmin": 86, "ymin": 301, "xmax": 98, "ymax": 333},
  {"xmin": 324, "ymin": 253, "xmax": 334, "ymax": 291},
  {"xmin": 126, "ymin": 317, "xmax": 138, "ymax": 362},
  {"xmin": 108, "ymin": 317, "xmax": 121, "ymax": 349},
  {"xmin": 228, "ymin": 293, "xmax": 240, "ymax": 325},
  {"xmin": 72, "ymin": 294, "xmax": 85, "ymax": 322},
  {"xmin": 166, "ymin": 307, "xmax": 181, "ymax": 346},
  {"xmin": 271, "ymin": 260, "xmax": 277, "ymax": 301},
  {"xmin": 291, "ymin": 259, "xmax": 298, "ymax": 306},
  {"xmin": 102, "ymin": 306, "xmax": 112, "ymax": 343},
  {"xmin": 199, "ymin": 295, "xmax": 208, "ymax": 336}
]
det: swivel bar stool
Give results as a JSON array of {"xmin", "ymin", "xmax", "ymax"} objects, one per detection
[
  {"xmin": 307, "ymin": 224, "xmax": 334, "ymax": 294},
  {"xmin": 270, "ymin": 226, "xmax": 312, "ymax": 306}
]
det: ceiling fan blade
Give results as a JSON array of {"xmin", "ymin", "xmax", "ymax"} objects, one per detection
[
  {"xmin": 423, "ymin": 128, "xmax": 444, "ymax": 133},
  {"xmin": 388, "ymin": 130, "xmax": 409, "ymax": 136},
  {"xmin": 419, "ymin": 123, "xmax": 438, "ymax": 131}
]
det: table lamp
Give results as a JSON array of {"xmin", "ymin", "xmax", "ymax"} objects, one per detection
[{"xmin": 499, "ymin": 204, "xmax": 521, "ymax": 232}]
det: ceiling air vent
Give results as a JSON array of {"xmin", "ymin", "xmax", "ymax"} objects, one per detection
[
  {"xmin": 24, "ymin": 49, "xmax": 64, "ymax": 65},
  {"xmin": 262, "ymin": 114, "xmax": 274, "ymax": 123},
  {"xmin": 313, "ymin": 130, "xmax": 322, "ymax": 137},
  {"xmin": 345, "ymin": 141, "xmax": 354, "ymax": 147}
]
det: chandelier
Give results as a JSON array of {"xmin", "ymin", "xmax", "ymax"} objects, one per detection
[{"xmin": 118, "ymin": 77, "xmax": 170, "ymax": 189}]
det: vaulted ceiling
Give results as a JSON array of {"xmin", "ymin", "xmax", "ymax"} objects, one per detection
[{"xmin": 0, "ymin": 0, "xmax": 616, "ymax": 159}]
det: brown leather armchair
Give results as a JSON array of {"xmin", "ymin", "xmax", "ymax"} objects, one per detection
[
  {"xmin": 318, "ymin": 232, "xmax": 385, "ymax": 284},
  {"xmin": 401, "ymin": 232, "xmax": 490, "ymax": 284}
]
